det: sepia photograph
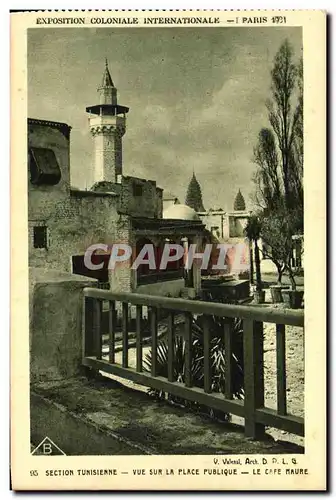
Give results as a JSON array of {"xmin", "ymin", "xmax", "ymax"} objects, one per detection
[
  {"xmin": 10, "ymin": 10, "xmax": 326, "ymax": 491},
  {"xmin": 28, "ymin": 25, "xmax": 305, "ymax": 457}
]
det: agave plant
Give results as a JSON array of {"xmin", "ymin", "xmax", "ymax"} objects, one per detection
[{"xmin": 143, "ymin": 312, "xmax": 244, "ymax": 422}]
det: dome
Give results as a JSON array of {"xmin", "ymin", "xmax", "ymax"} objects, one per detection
[{"xmin": 163, "ymin": 203, "xmax": 201, "ymax": 221}]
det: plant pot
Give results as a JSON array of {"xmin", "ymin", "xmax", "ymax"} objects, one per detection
[
  {"xmin": 282, "ymin": 290, "xmax": 304, "ymax": 309},
  {"xmin": 253, "ymin": 290, "xmax": 265, "ymax": 304},
  {"xmin": 270, "ymin": 285, "xmax": 290, "ymax": 304}
]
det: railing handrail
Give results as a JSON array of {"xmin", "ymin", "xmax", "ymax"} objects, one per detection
[{"xmin": 83, "ymin": 287, "xmax": 304, "ymax": 327}]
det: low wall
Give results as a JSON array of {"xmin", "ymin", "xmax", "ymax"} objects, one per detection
[
  {"xmin": 136, "ymin": 278, "xmax": 185, "ymax": 298},
  {"xmin": 29, "ymin": 267, "xmax": 97, "ymax": 383}
]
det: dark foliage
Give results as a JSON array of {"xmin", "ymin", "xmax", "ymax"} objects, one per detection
[
  {"xmin": 143, "ymin": 313, "xmax": 244, "ymax": 422},
  {"xmin": 233, "ymin": 189, "xmax": 246, "ymax": 211},
  {"xmin": 185, "ymin": 172, "xmax": 206, "ymax": 212}
]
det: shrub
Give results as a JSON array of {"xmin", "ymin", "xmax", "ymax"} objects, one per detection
[{"xmin": 143, "ymin": 313, "xmax": 244, "ymax": 422}]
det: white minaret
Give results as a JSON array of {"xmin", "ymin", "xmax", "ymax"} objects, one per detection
[{"xmin": 86, "ymin": 60, "xmax": 129, "ymax": 184}]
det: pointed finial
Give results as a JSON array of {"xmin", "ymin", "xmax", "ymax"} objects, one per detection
[{"xmin": 100, "ymin": 59, "xmax": 114, "ymax": 88}]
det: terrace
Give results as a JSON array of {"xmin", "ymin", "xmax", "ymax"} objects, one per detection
[{"xmin": 30, "ymin": 269, "xmax": 304, "ymax": 455}]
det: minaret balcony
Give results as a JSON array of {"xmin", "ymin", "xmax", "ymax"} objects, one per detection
[
  {"xmin": 86, "ymin": 104, "xmax": 129, "ymax": 116},
  {"xmin": 89, "ymin": 114, "xmax": 125, "ymax": 129}
]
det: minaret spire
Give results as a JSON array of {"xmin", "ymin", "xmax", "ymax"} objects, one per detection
[
  {"xmin": 86, "ymin": 61, "xmax": 129, "ymax": 184},
  {"xmin": 100, "ymin": 59, "xmax": 114, "ymax": 92}
]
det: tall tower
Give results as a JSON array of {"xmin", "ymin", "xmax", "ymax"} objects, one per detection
[{"xmin": 86, "ymin": 60, "xmax": 129, "ymax": 184}]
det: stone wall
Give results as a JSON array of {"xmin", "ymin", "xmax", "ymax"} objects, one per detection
[
  {"xmin": 109, "ymin": 214, "xmax": 134, "ymax": 292},
  {"xmin": 228, "ymin": 214, "xmax": 249, "ymax": 238},
  {"xmin": 199, "ymin": 211, "xmax": 230, "ymax": 240},
  {"xmin": 119, "ymin": 176, "xmax": 162, "ymax": 219},
  {"xmin": 28, "ymin": 121, "xmax": 119, "ymax": 274},
  {"xmin": 29, "ymin": 267, "xmax": 97, "ymax": 382},
  {"xmin": 156, "ymin": 188, "xmax": 163, "ymax": 219},
  {"xmin": 91, "ymin": 128, "xmax": 124, "ymax": 183}
]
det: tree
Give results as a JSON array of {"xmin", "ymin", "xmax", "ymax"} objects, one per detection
[
  {"xmin": 260, "ymin": 207, "xmax": 301, "ymax": 287},
  {"xmin": 233, "ymin": 189, "xmax": 246, "ymax": 211},
  {"xmin": 244, "ymin": 215, "xmax": 262, "ymax": 291},
  {"xmin": 253, "ymin": 128, "xmax": 282, "ymax": 213},
  {"xmin": 185, "ymin": 172, "xmax": 205, "ymax": 212},
  {"xmin": 252, "ymin": 39, "xmax": 303, "ymax": 285}
]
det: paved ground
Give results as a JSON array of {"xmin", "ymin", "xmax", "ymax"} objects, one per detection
[
  {"xmin": 261, "ymin": 272, "xmax": 304, "ymax": 289},
  {"xmin": 33, "ymin": 377, "xmax": 303, "ymax": 455}
]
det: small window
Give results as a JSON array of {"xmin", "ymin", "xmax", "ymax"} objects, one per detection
[
  {"xmin": 33, "ymin": 226, "xmax": 48, "ymax": 249},
  {"xmin": 133, "ymin": 183, "xmax": 143, "ymax": 197},
  {"xmin": 29, "ymin": 148, "xmax": 61, "ymax": 186}
]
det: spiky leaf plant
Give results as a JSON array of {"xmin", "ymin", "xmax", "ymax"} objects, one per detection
[{"xmin": 143, "ymin": 313, "xmax": 244, "ymax": 422}]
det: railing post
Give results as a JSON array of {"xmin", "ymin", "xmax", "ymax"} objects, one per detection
[
  {"xmin": 83, "ymin": 296, "xmax": 95, "ymax": 359},
  {"xmin": 94, "ymin": 299, "xmax": 103, "ymax": 360},
  {"xmin": 203, "ymin": 315, "xmax": 212, "ymax": 394},
  {"xmin": 167, "ymin": 312, "xmax": 175, "ymax": 382},
  {"xmin": 243, "ymin": 319, "xmax": 265, "ymax": 439},
  {"xmin": 108, "ymin": 301, "xmax": 116, "ymax": 364},
  {"xmin": 224, "ymin": 319, "xmax": 234, "ymax": 399},
  {"xmin": 122, "ymin": 302, "xmax": 129, "ymax": 368},
  {"xmin": 136, "ymin": 305, "xmax": 142, "ymax": 373},
  {"xmin": 184, "ymin": 313, "xmax": 193, "ymax": 388},
  {"xmin": 276, "ymin": 324, "xmax": 287, "ymax": 415},
  {"xmin": 151, "ymin": 307, "xmax": 158, "ymax": 377}
]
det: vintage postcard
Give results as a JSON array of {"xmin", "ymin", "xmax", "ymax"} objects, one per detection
[{"xmin": 10, "ymin": 9, "xmax": 326, "ymax": 491}]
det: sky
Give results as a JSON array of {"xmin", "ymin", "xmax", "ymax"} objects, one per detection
[{"xmin": 28, "ymin": 26, "xmax": 302, "ymax": 211}]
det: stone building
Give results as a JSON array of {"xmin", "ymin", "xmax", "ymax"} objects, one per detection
[
  {"xmin": 198, "ymin": 189, "xmax": 250, "ymax": 241},
  {"xmin": 28, "ymin": 62, "xmax": 205, "ymax": 297},
  {"xmin": 182, "ymin": 173, "xmax": 251, "ymax": 242}
]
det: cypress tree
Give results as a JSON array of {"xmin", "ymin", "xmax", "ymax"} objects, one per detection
[
  {"xmin": 233, "ymin": 189, "xmax": 246, "ymax": 211},
  {"xmin": 185, "ymin": 172, "xmax": 205, "ymax": 212}
]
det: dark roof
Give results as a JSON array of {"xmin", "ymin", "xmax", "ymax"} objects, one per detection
[
  {"xmin": 90, "ymin": 181, "xmax": 119, "ymax": 193},
  {"xmin": 86, "ymin": 104, "xmax": 129, "ymax": 116},
  {"xmin": 132, "ymin": 216, "xmax": 204, "ymax": 231},
  {"xmin": 70, "ymin": 188, "xmax": 117, "ymax": 198},
  {"xmin": 123, "ymin": 175, "xmax": 156, "ymax": 186},
  {"xmin": 28, "ymin": 118, "xmax": 72, "ymax": 140}
]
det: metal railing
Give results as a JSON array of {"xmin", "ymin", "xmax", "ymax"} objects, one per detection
[{"xmin": 82, "ymin": 288, "xmax": 304, "ymax": 439}]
